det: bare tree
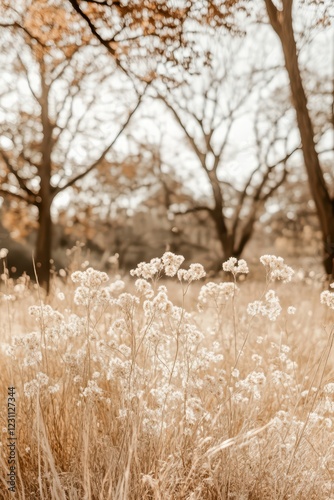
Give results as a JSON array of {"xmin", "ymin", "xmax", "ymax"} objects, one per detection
[
  {"xmin": 155, "ymin": 40, "xmax": 299, "ymax": 260},
  {"xmin": 264, "ymin": 0, "xmax": 334, "ymax": 276},
  {"xmin": 0, "ymin": 3, "xmax": 144, "ymax": 291}
]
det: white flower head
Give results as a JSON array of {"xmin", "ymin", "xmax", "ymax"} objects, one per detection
[
  {"xmin": 135, "ymin": 279, "xmax": 154, "ymax": 298},
  {"xmin": 260, "ymin": 255, "xmax": 294, "ymax": 283},
  {"xmin": 222, "ymin": 257, "xmax": 249, "ymax": 276},
  {"xmin": 71, "ymin": 268, "xmax": 109, "ymax": 288},
  {"xmin": 321, "ymin": 290, "xmax": 334, "ymax": 310},
  {"xmin": 324, "ymin": 383, "xmax": 334, "ymax": 394},
  {"xmin": 198, "ymin": 282, "xmax": 238, "ymax": 308},
  {"xmin": 48, "ymin": 384, "xmax": 60, "ymax": 394},
  {"xmin": 247, "ymin": 290, "xmax": 282, "ymax": 321},
  {"xmin": 0, "ymin": 248, "xmax": 8, "ymax": 259},
  {"xmin": 177, "ymin": 263, "xmax": 206, "ymax": 282},
  {"xmin": 162, "ymin": 252, "xmax": 185, "ymax": 277},
  {"xmin": 130, "ymin": 258, "xmax": 163, "ymax": 280}
]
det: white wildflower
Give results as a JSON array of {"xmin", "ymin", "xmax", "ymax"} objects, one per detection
[
  {"xmin": 23, "ymin": 350, "xmax": 42, "ymax": 367},
  {"xmin": 252, "ymin": 354, "xmax": 262, "ymax": 365},
  {"xmin": 29, "ymin": 304, "xmax": 64, "ymax": 323},
  {"xmin": 81, "ymin": 380, "xmax": 103, "ymax": 398},
  {"xmin": 36, "ymin": 372, "xmax": 49, "ymax": 386},
  {"xmin": 48, "ymin": 384, "xmax": 60, "ymax": 394},
  {"xmin": 71, "ymin": 268, "xmax": 109, "ymax": 288},
  {"xmin": 320, "ymin": 290, "xmax": 334, "ymax": 310},
  {"xmin": 2, "ymin": 294, "xmax": 15, "ymax": 301},
  {"xmin": 130, "ymin": 258, "xmax": 163, "ymax": 279},
  {"xmin": 161, "ymin": 252, "xmax": 185, "ymax": 277},
  {"xmin": 14, "ymin": 283, "xmax": 25, "ymax": 294},
  {"xmin": 198, "ymin": 282, "xmax": 238, "ymax": 308},
  {"xmin": 247, "ymin": 290, "xmax": 281, "ymax": 321},
  {"xmin": 222, "ymin": 257, "xmax": 249, "ymax": 276},
  {"xmin": 109, "ymin": 280, "xmax": 125, "ymax": 294},
  {"xmin": 109, "ymin": 318, "xmax": 127, "ymax": 334},
  {"xmin": 0, "ymin": 248, "xmax": 8, "ymax": 259},
  {"xmin": 324, "ymin": 383, "xmax": 334, "ymax": 394},
  {"xmin": 177, "ymin": 263, "xmax": 206, "ymax": 282},
  {"xmin": 74, "ymin": 286, "xmax": 91, "ymax": 306},
  {"xmin": 118, "ymin": 344, "xmax": 131, "ymax": 357},
  {"xmin": 260, "ymin": 255, "xmax": 294, "ymax": 283},
  {"xmin": 24, "ymin": 380, "xmax": 39, "ymax": 398},
  {"xmin": 152, "ymin": 291, "xmax": 173, "ymax": 313},
  {"xmin": 116, "ymin": 293, "xmax": 139, "ymax": 310},
  {"xmin": 24, "ymin": 372, "xmax": 49, "ymax": 398},
  {"xmin": 135, "ymin": 279, "xmax": 154, "ymax": 298},
  {"xmin": 247, "ymin": 300, "xmax": 265, "ymax": 316}
]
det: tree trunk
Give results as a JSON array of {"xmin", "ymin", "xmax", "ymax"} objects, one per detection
[
  {"xmin": 265, "ymin": 0, "xmax": 334, "ymax": 276},
  {"xmin": 36, "ymin": 69, "xmax": 53, "ymax": 292},
  {"xmin": 35, "ymin": 197, "xmax": 52, "ymax": 292}
]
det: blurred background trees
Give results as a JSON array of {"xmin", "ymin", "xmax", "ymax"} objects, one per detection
[
  {"xmin": 0, "ymin": 0, "xmax": 333, "ymax": 289},
  {"xmin": 0, "ymin": 0, "xmax": 143, "ymax": 289}
]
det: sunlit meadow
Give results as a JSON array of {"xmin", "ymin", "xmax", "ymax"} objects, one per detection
[{"xmin": 0, "ymin": 250, "xmax": 334, "ymax": 499}]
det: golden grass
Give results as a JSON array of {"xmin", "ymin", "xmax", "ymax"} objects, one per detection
[{"xmin": 0, "ymin": 255, "xmax": 334, "ymax": 499}]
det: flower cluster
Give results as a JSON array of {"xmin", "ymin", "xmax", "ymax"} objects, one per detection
[
  {"xmin": 24, "ymin": 372, "xmax": 49, "ymax": 398},
  {"xmin": 130, "ymin": 258, "xmax": 163, "ymax": 280},
  {"xmin": 323, "ymin": 383, "xmax": 334, "ymax": 395},
  {"xmin": 235, "ymin": 371, "xmax": 267, "ymax": 401},
  {"xmin": 247, "ymin": 290, "xmax": 282, "ymax": 321},
  {"xmin": 222, "ymin": 257, "xmax": 249, "ymax": 276},
  {"xmin": 134, "ymin": 279, "xmax": 154, "ymax": 298},
  {"xmin": 29, "ymin": 304, "xmax": 64, "ymax": 324},
  {"xmin": 198, "ymin": 282, "xmax": 238, "ymax": 310},
  {"xmin": 80, "ymin": 379, "xmax": 104, "ymax": 400},
  {"xmin": 0, "ymin": 248, "xmax": 8, "ymax": 259},
  {"xmin": 13, "ymin": 331, "xmax": 42, "ymax": 366},
  {"xmin": 260, "ymin": 255, "xmax": 294, "ymax": 283},
  {"xmin": 143, "ymin": 288, "xmax": 173, "ymax": 317},
  {"xmin": 71, "ymin": 273, "xmax": 124, "ymax": 308},
  {"xmin": 177, "ymin": 263, "xmax": 206, "ymax": 282},
  {"xmin": 161, "ymin": 252, "xmax": 185, "ymax": 277},
  {"xmin": 71, "ymin": 267, "xmax": 109, "ymax": 288},
  {"xmin": 320, "ymin": 290, "xmax": 334, "ymax": 310}
]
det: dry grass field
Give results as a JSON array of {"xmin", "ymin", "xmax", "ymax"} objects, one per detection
[{"xmin": 0, "ymin": 252, "xmax": 334, "ymax": 499}]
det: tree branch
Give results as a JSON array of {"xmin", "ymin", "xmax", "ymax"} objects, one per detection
[
  {"xmin": 173, "ymin": 205, "xmax": 213, "ymax": 216},
  {"xmin": 264, "ymin": 0, "xmax": 281, "ymax": 35},
  {"xmin": 0, "ymin": 150, "xmax": 36, "ymax": 201},
  {"xmin": 0, "ymin": 22, "xmax": 46, "ymax": 46},
  {"xmin": 52, "ymin": 87, "xmax": 148, "ymax": 197},
  {"xmin": 232, "ymin": 145, "xmax": 299, "ymax": 236},
  {"xmin": 158, "ymin": 95, "xmax": 206, "ymax": 167},
  {"xmin": 68, "ymin": 0, "xmax": 117, "ymax": 56},
  {"xmin": 0, "ymin": 188, "xmax": 30, "ymax": 204}
]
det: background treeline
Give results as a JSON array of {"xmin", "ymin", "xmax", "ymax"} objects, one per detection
[{"xmin": 0, "ymin": 0, "xmax": 333, "ymax": 290}]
